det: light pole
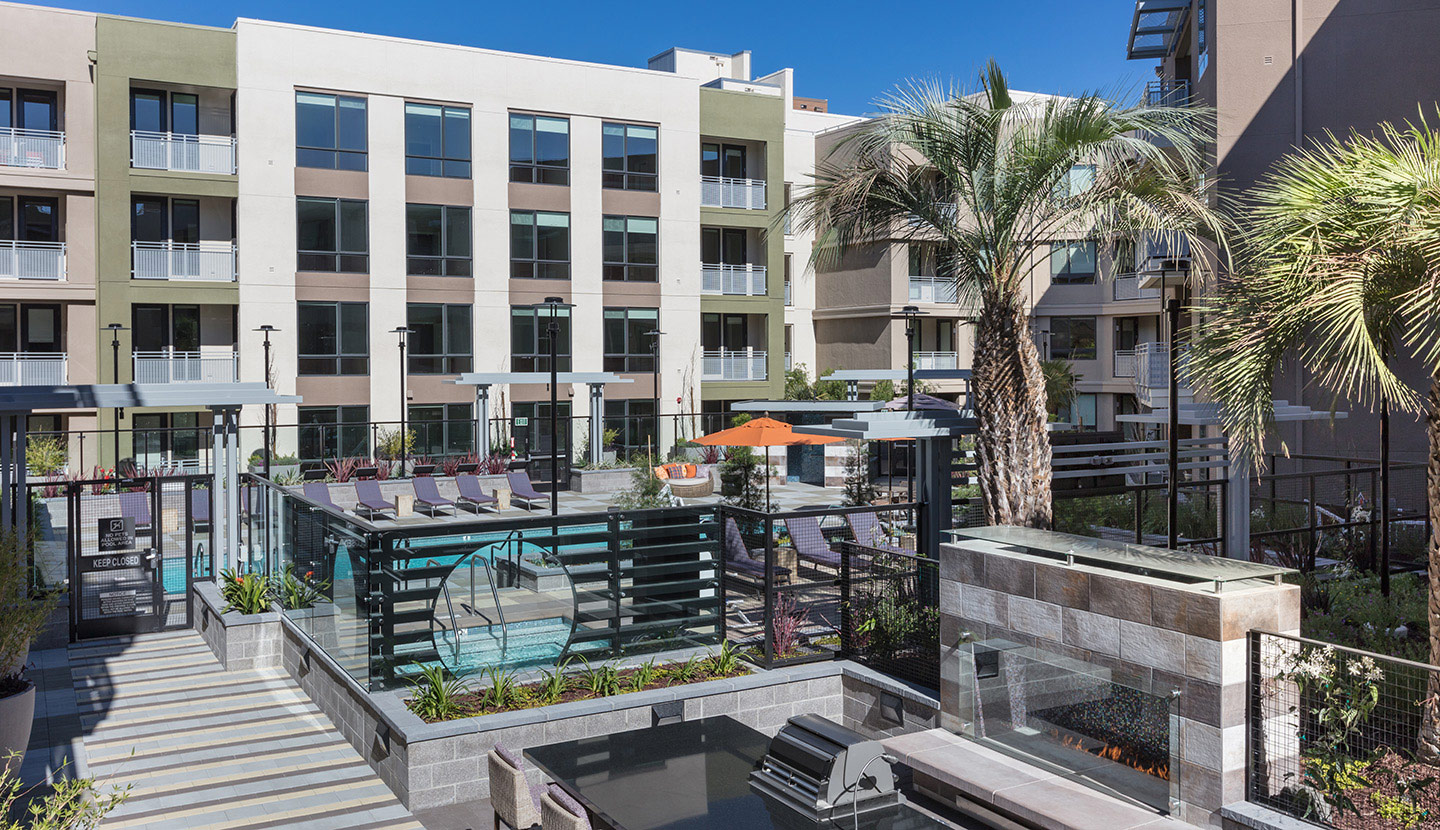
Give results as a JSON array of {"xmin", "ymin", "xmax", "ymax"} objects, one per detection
[
  {"xmin": 254, "ymin": 325, "xmax": 278, "ymax": 478},
  {"xmin": 534, "ymin": 297, "xmax": 572, "ymax": 516},
  {"xmin": 1166, "ymin": 298, "xmax": 1181, "ymax": 551},
  {"xmin": 644, "ymin": 329, "xmax": 664, "ymax": 459},
  {"xmin": 105, "ymin": 323, "xmax": 126, "ymax": 468},
  {"xmin": 392, "ymin": 327, "xmax": 413, "ymax": 476},
  {"xmin": 892, "ymin": 306, "xmax": 925, "ymax": 502}
]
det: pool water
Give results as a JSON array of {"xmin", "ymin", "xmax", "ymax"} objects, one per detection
[{"xmin": 433, "ymin": 615, "xmax": 604, "ymax": 674}]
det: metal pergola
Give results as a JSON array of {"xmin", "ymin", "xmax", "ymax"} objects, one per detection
[{"xmin": 449, "ymin": 373, "xmax": 632, "ymax": 465}]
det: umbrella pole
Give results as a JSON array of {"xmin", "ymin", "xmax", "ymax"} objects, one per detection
[{"xmin": 765, "ymin": 444, "xmax": 771, "ymax": 510}]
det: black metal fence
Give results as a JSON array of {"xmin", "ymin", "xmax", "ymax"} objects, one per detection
[
  {"xmin": 1248, "ymin": 630, "xmax": 1440, "ymax": 826},
  {"xmin": 838, "ymin": 542, "xmax": 940, "ymax": 690}
]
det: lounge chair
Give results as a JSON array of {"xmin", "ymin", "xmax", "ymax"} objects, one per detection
[
  {"xmin": 723, "ymin": 517, "xmax": 790, "ymax": 586},
  {"xmin": 303, "ymin": 481, "xmax": 340, "ymax": 510},
  {"xmin": 353, "ymin": 479, "xmax": 396, "ymax": 520},
  {"xmin": 119, "ymin": 491, "xmax": 152, "ymax": 532},
  {"xmin": 540, "ymin": 785, "xmax": 592, "ymax": 830},
  {"xmin": 785, "ymin": 516, "xmax": 844, "ymax": 574},
  {"xmin": 190, "ymin": 488, "xmax": 211, "ymax": 532},
  {"xmin": 412, "ymin": 476, "xmax": 455, "ymax": 516},
  {"xmin": 846, "ymin": 511, "xmax": 907, "ymax": 554},
  {"xmin": 505, "ymin": 471, "xmax": 551, "ymax": 510},
  {"xmin": 455, "ymin": 474, "xmax": 499, "ymax": 513}
]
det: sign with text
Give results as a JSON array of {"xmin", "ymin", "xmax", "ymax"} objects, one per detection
[{"xmin": 96, "ymin": 517, "xmax": 136, "ymax": 553}]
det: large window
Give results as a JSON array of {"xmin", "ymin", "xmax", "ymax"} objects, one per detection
[
  {"xmin": 297, "ymin": 302, "xmax": 368, "ymax": 375},
  {"xmin": 602, "ymin": 216, "xmax": 657, "ymax": 282},
  {"xmin": 602, "ymin": 123, "xmax": 658, "ymax": 191},
  {"xmin": 1057, "ymin": 393, "xmax": 1098, "ymax": 431},
  {"xmin": 298, "ymin": 197, "xmax": 368, "ymax": 272},
  {"xmin": 298, "ymin": 405, "xmax": 370, "ymax": 463},
  {"xmin": 1049, "ymin": 317, "xmax": 1097, "ymax": 361},
  {"xmin": 1050, "ymin": 241, "xmax": 1096, "ymax": 285},
  {"xmin": 701, "ymin": 227, "xmax": 747, "ymax": 265},
  {"xmin": 0, "ymin": 88, "xmax": 57, "ymax": 132},
  {"xmin": 408, "ymin": 403, "xmax": 474, "ymax": 458},
  {"xmin": 0, "ymin": 195, "xmax": 58, "ymax": 241},
  {"xmin": 701, "ymin": 142, "xmax": 748, "ymax": 179},
  {"xmin": 295, "ymin": 92, "xmax": 367, "ymax": 171},
  {"xmin": 511, "ymin": 306, "xmax": 571, "ymax": 372},
  {"xmin": 130, "ymin": 89, "xmax": 197, "ymax": 135},
  {"xmin": 407, "ymin": 303, "xmax": 472, "ymax": 374},
  {"xmin": 133, "ymin": 412, "xmax": 202, "ymax": 469},
  {"xmin": 131, "ymin": 304, "xmax": 199, "ymax": 352},
  {"xmin": 405, "ymin": 103, "xmax": 470, "ymax": 178},
  {"xmin": 131, "ymin": 197, "xmax": 197, "ymax": 243},
  {"xmin": 0, "ymin": 304, "xmax": 60, "ymax": 353},
  {"xmin": 509, "ymin": 114, "xmax": 569, "ymax": 185},
  {"xmin": 406, "ymin": 204, "xmax": 471, "ymax": 276},
  {"xmin": 603, "ymin": 307, "xmax": 658, "ymax": 372},
  {"xmin": 604, "ymin": 399, "xmax": 656, "ymax": 456},
  {"xmin": 510, "ymin": 210, "xmax": 570, "ymax": 280},
  {"xmin": 1054, "ymin": 164, "xmax": 1096, "ymax": 199},
  {"xmin": 1115, "ymin": 317, "xmax": 1140, "ymax": 351}
]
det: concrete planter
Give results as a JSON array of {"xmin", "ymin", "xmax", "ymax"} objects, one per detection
[
  {"xmin": 0, "ymin": 682, "xmax": 36, "ymax": 773},
  {"xmin": 503, "ymin": 556, "xmax": 614, "ymax": 594},
  {"xmin": 194, "ymin": 581, "xmax": 282, "ymax": 672},
  {"xmin": 569, "ymin": 467, "xmax": 638, "ymax": 493},
  {"xmin": 249, "ymin": 463, "xmax": 301, "ymax": 480}
]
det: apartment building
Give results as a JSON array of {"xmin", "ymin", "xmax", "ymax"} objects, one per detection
[{"xmin": 1127, "ymin": 0, "xmax": 1440, "ymax": 461}]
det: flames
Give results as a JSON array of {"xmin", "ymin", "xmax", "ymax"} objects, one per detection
[{"xmin": 1058, "ymin": 733, "xmax": 1170, "ymax": 781}]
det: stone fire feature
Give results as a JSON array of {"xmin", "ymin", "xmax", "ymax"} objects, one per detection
[{"xmin": 938, "ymin": 528, "xmax": 1300, "ymax": 829}]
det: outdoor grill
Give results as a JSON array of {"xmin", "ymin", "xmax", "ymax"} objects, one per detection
[{"xmin": 750, "ymin": 715, "xmax": 899, "ymax": 821}]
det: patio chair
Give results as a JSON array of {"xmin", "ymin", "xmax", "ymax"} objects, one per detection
[
  {"xmin": 722, "ymin": 517, "xmax": 790, "ymax": 586},
  {"xmin": 353, "ymin": 480, "xmax": 396, "ymax": 520},
  {"xmin": 190, "ymin": 488, "xmax": 211, "ymax": 532},
  {"xmin": 785, "ymin": 516, "xmax": 844, "ymax": 574},
  {"xmin": 487, "ymin": 745, "xmax": 542, "ymax": 830},
  {"xmin": 846, "ymin": 511, "xmax": 907, "ymax": 555},
  {"xmin": 455, "ymin": 474, "xmax": 499, "ymax": 513},
  {"xmin": 302, "ymin": 481, "xmax": 339, "ymax": 510},
  {"xmin": 540, "ymin": 785, "xmax": 591, "ymax": 830},
  {"xmin": 411, "ymin": 476, "xmax": 455, "ymax": 516},
  {"xmin": 119, "ymin": 491, "xmax": 152, "ymax": 532},
  {"xmin": 505, "ymin": 471, "xmax": 551, "ymax": 511}
]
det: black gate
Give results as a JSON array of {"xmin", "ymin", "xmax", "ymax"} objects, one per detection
[{"xmin": 68, "ymin": 475, "xmax": 210, "ymax": 641}]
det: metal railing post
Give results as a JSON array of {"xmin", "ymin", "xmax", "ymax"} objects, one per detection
[{"xmin": 763, "ymin": 512, "xmax": 775, "ymax": 667}]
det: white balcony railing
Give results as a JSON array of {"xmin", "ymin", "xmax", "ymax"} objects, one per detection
[
  {"xmin": 909, "ymin": 276, "xmax": 959, "ymax": 304},
  {"xmin": 0, "ymin": 353, "xmax": 66, "ymax": 385},
  {"xmin": 130, "ymin": 130, "xmax": 236, "ymax": 174},
  {"xmin": 701, "ymin": 176, "xmax": 767, "ymax": 210},
  {"xmin": 133, "ymin": 350, "xmax": 238, "ymax": 384},
  {"xmin": 1113, "ymin": 349, "xmax": 1138, "ymax": 379},
  {"xmin": 1113, "ymin": 274, "xmax": 1162, "ymax": 302},
  {"xmin": 701, "ymin": 263, "xmax": 767, "ymax": 296},
  {"xmin": 1134, "ymin": 341, "xmax": 1191, "ymax": 408},
  {"xmin": 702, "ymin": 349, "xmax": 767, "ymax": 382},
  {"xmin": 1144, "ymin": 79, "xmax": 1192, "ymax": 108},
  {"xmin": 132, "ymin": 241, "xmax": 237, "ymax": 281},
  {"xmin": 0, "ymin": 241, "xmax": 66, "ymax": 280},
  {"xmin": 0, "ymin": 127, "xmax": 65, "ymax": 169},
  {"xmin": 785, "ymin": 352, "xmax": 793, "ymax": 372},
  {"xmin": 913, "ymin": 351, "xmax": 959, "ymax": 371}
]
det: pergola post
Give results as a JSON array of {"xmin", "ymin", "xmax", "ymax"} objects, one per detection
[
  {"xmin": 588, "ymin": 382, "xmax": 605, "ymax": 466},
  {"xmin": 0, "ymin": 415, "xmax": 11, "ymax": 533},
  {"xmin": 1225, "ymin": 455, "xmax": 1251, "ymax": 560},
  {"xmin": 210, "ymin": 406, "xmax": 242, "ymax": 574},
  {"xmin": 211, "ymin": 408, "xmax": 227, "ymax": 575},
  {"xmin": 14, "ymin": 414, "xmax": 26, "ymax": 543},
  {"xmin": 915, "ymin": 436, "xmax": 953, "ymax": 556},
  {"xmin": 474, "ymin": 384, "xmax": 491, "ymax": 458}
]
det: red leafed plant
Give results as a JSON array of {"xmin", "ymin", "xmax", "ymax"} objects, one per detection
[
  {"xmin": 479, "ymin": 453, "xmax": 509, "ymax": 475},
  {"xmin": 698, "ymin": 445, "xmax": 721, "ymax": 464},
  {"xmin": 770, "ymin": 592, "xmax": 811, "ymax": 658},
  {"xmin": 440, "ymin": 453, "xmax": 481, "ymax": 477},
  {"xmin": 325, "ymin": 457, "xmax": 360, "ymax": 483}
]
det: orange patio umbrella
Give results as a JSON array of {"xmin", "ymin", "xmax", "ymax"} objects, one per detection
[{"xmin": 693, "ymin": 417, "xmax": 843, "ymax": 504}]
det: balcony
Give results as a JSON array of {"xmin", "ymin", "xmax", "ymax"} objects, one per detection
[
  {"xmin": 131, "ymin": 131, "xmax": 236, "ymax": 175},
  {"xmin": 132, "ymin": 241, "xmax": 237, "ymax": 281},
  {"xmin": 702, "ymin": 350, "xmax": 767, "ymax": 382},
  {"xmin": 1134, "ymin": 233, "xmax": 1192, "ymax": 289},
  {"xmin": 1133, "ymin": 341, "xmax": 1192, "ymax": 409},
  {"xmin": 701, "ymin": 176, "xmax": 767, "ymax": 210},
  {"xmin": 909, "ymin": 276, "xmax": 959, "ymax": 304},
  {"xmin": 913, "ymin": 351, "xmax": 959, "ymax": 371},
  {"xmin": 0, "ymin": 127, "xmax": 65, "ymax": 169},
  {"xmin": 0, "ymin": 241, "xmax": 66, "ymax": 280},
  {"xmin": 1143, "ymin": 79, "xmax": 1191, "ymax": 108},
  {"xmin": 0, "ymin": 353, "xmax": 66, "ymax": 385},
  {"xmin": 1113, "ymin": 349, "xmax": 1137, "ymax": 379},
  {"xmin": 133, "ymin": 349, "xmax": 238, "ymax": 384},
  {"xmin": 1113, "ymin": 274, "xmax": 1162, "ymax": 302},
  {"xmin": 702, "ymin": 263, "xmax": 767, "ymax": 296}
]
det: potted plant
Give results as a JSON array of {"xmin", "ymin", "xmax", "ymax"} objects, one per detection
[{"xmin": 0, "ymin": 529, "xmax": 59, "ymax": 770}]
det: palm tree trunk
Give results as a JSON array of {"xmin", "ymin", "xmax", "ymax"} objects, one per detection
[
  {"xmin": 1421, "ymin": 373, "xmax": 1440, "ymax": 759},
  {"xmin": 970, "ymin": 295, "xmax": 1053, "ymax": 528}
]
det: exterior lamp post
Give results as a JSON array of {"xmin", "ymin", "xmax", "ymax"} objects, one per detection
[
  {"xmin": 105, "ymin": 323, "xmax": 126, "ymax": 468},
  {"xmin": 253, "ymin": 325, "xmax": 278, "ymax": 478},
  {"xmin": 1143, "ymin": 243, "xmax": 1189, "ymax": 552},
  {"xmin": 392, "ymin": 327, "xmax": 413, "ymax": 476},
  {"xmin": 644, "ymin": 329, "xmax": 664, "ymax": 459},
  {"xmin": 892, "ymin": 305, "xmax": 925, "ymax": 502},
  {"xmin": 535, "ymin": 297, "xmax": 572, "ymax": 516}
]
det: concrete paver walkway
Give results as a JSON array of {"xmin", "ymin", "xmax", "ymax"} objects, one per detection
[{"xmin": 68, "ymin": 629, "xmax": 423, "ymax": 830}]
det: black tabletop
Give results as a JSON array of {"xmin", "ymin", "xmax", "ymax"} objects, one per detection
[{"xmin": 524, "ymin": 716, "xmax": 969, "ymax": 830}]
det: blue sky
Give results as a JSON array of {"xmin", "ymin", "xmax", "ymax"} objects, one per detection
[{"xmin": 32, "ymin": 0, "xmax": 1145, "ymax": 115}]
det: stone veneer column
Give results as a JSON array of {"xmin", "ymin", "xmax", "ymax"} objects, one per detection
[{"xmin": 937, "ymin": 537, "xmax": 1301, "ymax": 829}]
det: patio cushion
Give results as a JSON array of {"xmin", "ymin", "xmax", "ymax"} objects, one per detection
[
  {"xmin": 654, "ymin": 465, "xmax": 670, "ymax": 480},
  {"xmin": 547, "ymin": 785, "xmax": 591, "ymax": 828},
  {"xmin": 494, "ymin": 743, "xmax": 525, "ymax": 771}
]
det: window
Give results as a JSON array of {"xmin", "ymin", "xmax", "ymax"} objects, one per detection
[
  {"xmin": 602, "ymin": 216, "xmax": 657, "ymax": 282},
  {"xmin": 784, "ymin": 254, "xmax": 793, "ymax": 307},
  {"xmin": 1113, "ymin": 239, "xmax": 1137, "ymax": 275},
  {"xmin": 511, "ymin": 306, "xmax": 571, "ymax": 372},
  {"xmin": 603, "ymin": 308, "xmax": 658, "ymax": 372},
  {"xmin": 1057, "ymin": 393, "xmax": 1098, "ymax": 431},
  {"xmin": 701, "ymin": 143, "xmax": 747, "ymax": 179},
  {"xmin": 131, "ymin": 304, "xmax": 199, "ymax": 351},
  {"xmin": 701, "ymin": 227, "xmax": 747, "ymax": 264},
  {"xmin": 1, "ymin": 196, "xmax": 58, "ymax": 241},
  {"xmin": 0, "ymin": 88, "xmax": 57, "ymax": 132},
  {"xmin": 602, "ymin": 123, "xmax": 658, "ymax": 191},
  {"xmin": 405, "ymin": 103, "xmax": 470, "ymax": 178},
  {"xmin": 133, "ymin": 412, "xmax": 202, "ymax": 468},
  {"xmin": 1055, "ymin": 164, "xmax": 1096, "ymax": 199},
  {"xmin": 406, "ymin": 204, "xmax": 471, "ymax": 276},
  {"xmin": 131, "ymin": 197, "xmax": 197, "ymax": 243},
  {"xmin": 298, "ymin": 405, "xmax": 370, "ymax": 462},
  {"xmin": 1050, "ymin": 317, "xmax": 1097, "ymax": 361},
  {"xmin": 298, "ymin": 197, "xmax": 368, "ymax": 272},
  {"xmin": 509, "ymin": 114, "xmax": 569, "ymax": 185},
  {"xmin": 407, "ymin": 303, "xmax": 472, "ymax": 374},
  {"xmin": 1050, "ymin": 241, "xmax": 1096, "ymax": 285},
  {"xmin": 1115, "ymin": 317, "xmax": 1140, "ymax": 351},
  {"xmin": 701, "ymin": 313, "xmax": 750, "ymax": 351},
  {"xmin": 130, "ymin": 89, "xmax": 197, "ymax": 135},
  {"xmin": 511, "ymin": 401, "xmax": 570, "ymax": 457},
  {"xmin": 604, "ymin": 399, "xmax": 656, "ymax": 456},
  {"xmin": 0, "ymin": 304, "xmax": 60, "ymax": 353},
  {"xmin": 408, "ymin": 403, "xmax": 474, "ymax": 457},
  {"xmin": 297, "ymin": 302, "xmax": 368, "ymax": 375},
  {"xmin": 295, "ymin": 92, "xmax": 367, "ymax": 171},
  {"xmin": 510, "ymin": 210, "xmax": 570, "ymax": 279}
]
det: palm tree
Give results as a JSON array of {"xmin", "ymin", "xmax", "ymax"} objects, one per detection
[
  {"xmin": 1190, "ymin": 115, "xmax": 1440, "ymax": 754},
  {"xmin": 791, "ymin": 62, "xmax": 1224, "ymax": 526},
  {"xmin": 1041, "ymin": 359, "xmax": 1081, "ymax": 419}
]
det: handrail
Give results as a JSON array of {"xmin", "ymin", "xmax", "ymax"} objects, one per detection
[{"xmin": 428, "ymin": 558, "xmax": 463, "ymax": 663}]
